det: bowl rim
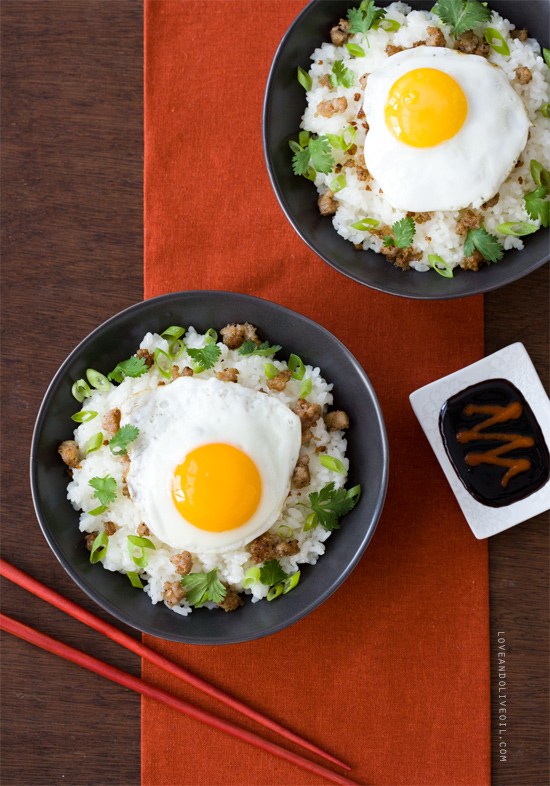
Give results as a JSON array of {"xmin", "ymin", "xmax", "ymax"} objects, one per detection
[
  {"xmin": 30, "ymin": 290, "xmax": 389, "ymax": 644},
  {"xmin": 262, "ymin": 0, "xmax": 550, "ymax": 301}
]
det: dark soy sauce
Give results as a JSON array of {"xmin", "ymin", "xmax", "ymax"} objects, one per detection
[{"xmin": 439, "ymin": 379, "xmax": 550, "ymax": 507}]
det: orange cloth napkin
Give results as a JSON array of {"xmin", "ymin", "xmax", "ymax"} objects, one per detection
[{"xmin": 143, "ymin": 2, "xmax": 490, "ymax": 784}]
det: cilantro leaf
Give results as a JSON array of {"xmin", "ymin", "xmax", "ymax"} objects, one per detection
[
  {"xmin": 347, "ymin": 1, "xmax": 386, "ymax": 47},
  {"xmin": 292, "ymin": 146, "xmax": 312, "ymax": 177},
  {"xmin": 309, "ymin": 136, "xmax": 335, "ymax": 175},
  {"xmin": 432, "ymin": 0, "xmax": 491, "ymax": 38},
  {"xmin": 259, "ymin": 559, "xmax": 288, "ymax": 587},
  {"xmin": 298, "ymin": 482, "xmax": 358, "ymax": 531},
  {"xmin": 330, "ymin": 60, "xmax": 354, "ymax": 89},
  {"xmin": 89, "ymin": 475, "xmax": 117, "ymax": 507},
  {"xmin": 186, "ymin": 344, "xmax": 221, "ymax": 370},
  {"xmin": 180, "ymin": 568, "xmax": 227, "ymax": 607},
  {"xmin": 382, "ymin": 217, "xmax": 416, "ymax": 249},
  {"xmin": 238, "ymin": 340, "xmax": 282, "ymax": 357},
  {"xmin": 108, "ymin": 356, "xmax": 148, "ymax": 383},
  {"xmin": 524, "ymin": 185, "xmax": 550, "ymax": 227},
  {"xmin": 464, "ymin": 227, "xmax": 504, "ymax": 262},
  {"xmin": 109, "ymin": 424, "xmax": 139, "ymax": 456}
]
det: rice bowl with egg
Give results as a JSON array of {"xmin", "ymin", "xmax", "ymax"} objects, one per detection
[{"xmin": 60, "ymin": 323, "xmax": 358, "ymax": 616}]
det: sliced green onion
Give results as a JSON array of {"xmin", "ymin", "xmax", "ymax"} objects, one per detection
[
  {"xmin": 266, "ymin": 583, "xmax": 284, "ymax": 601},
  {"xmin": 329, "ymin": 174, "xmax": 346, "ymax": 193},
  {"xmin": 264, "ymin": 362, "xmax": 278, "ymax": 379},
  {"xmin": 154, "ymin": 347, "xmax": 172, "ymax": 380},
  {"xmin": 341, "ymin": 125, "xmax": 356, "ymax": 151},
  {"xmin": 169, "ymin": 338, "xmax": 185, "ymax": 359},
  {"xmin": 428, "ymin": 254, "xmax": 454, "ymax": 278},
  {"xmin": 300, "ymin": 378, "xmax": 312, "ymax": 398},
  {"xmin": 346, "ymin": 485, "xmax": 361, "ymax": 504},
  {"xmin": 326, "ymin": 133, "xmax": 341, "ymax": 148},
  {"xmin": 543, "ymin": 48, "xmax": 550, "ymax": 68},
  {"xmin": 161, "ymin": 325, "xmax": 185, "ymax": 341},
  {"xmin": 288, "ymin": 354, "xmax": 305, "ymax": 381},
  {"xmin": 71, "ymin": 379, "xmax": 91, "ymax": 403},
  {"xmin": 127, "ymin": 535, "xmax": 156, "ymax": 569},
  {"xmin": 496, "ymin": 221, "xmax": 540, "ymax": 236},
  {"xmin": 297, "ymin": 66, "xmax": 312, "ymax": 91},
  {"xmin": 85, "ymin": 369, "xmax": 110, "ymax": 391},
  {"xmin": 350, "ymin": 217, "xmax": 379, "ymax": 231},
  {"xmin": 204, "ymin": 329, "xmax": 218, "ymax": 345},
  {"xmin": 289, "ymin": 139, "xmax": 302, "ymax": 154},
  {"xmin": 319, "ymin": 455, "xmax": 347, "ymax": 474},
  {"xmin": 127, "ymin": 571, "xmax": 144, "ymax": 589},
  {"xmin": 299, "ymin": 130, "xmax": 310, "ymax": 148},
  {"xmin": 88, "ymin": 504, "xmax": 107, "ymax": 516},
  {"xmin": 303, "ymin": 512, "xmax": 318, "ymax": 531},
  {"xmin": 283, "ymin": 571, "xmax": 301, "ymax": 594},
  {"xmin": 541, "ymin": 104, "xmax": 550, "ymax": 118},
  {"xmin": 372, "ymin": 18, "xmax": 401, "ymax": 32},
  {"xmin": 530, "ymin": 159, "xmax": 550, "ymax": 188},
  {"xmin": 277, "ymin": 524, "xmax": 294, "ymax": 539},
  {"xmin": 484, "ymin": 28, "xmax": 510, "ymax": 56},
  {"xmin": 71, "ymin": 410, "xmax": 98, "ymax": 423},
  {"xmin": 90, "ymin": 531, "xmax": 108, "ymax": 564},
  {"xmin": 346, "ymin": 42, "xmax": 365, "ymax": 57},
  {"xmin": 242, "ymin": 566, "xmax": 261, "ymax": 589},
  {"xmin": 303, "ymin": 165, "xmax": 316, "ymax": 182},
  {"xmin": 86, "ymin": 432, "xmax": 103, "ymax": 454}
]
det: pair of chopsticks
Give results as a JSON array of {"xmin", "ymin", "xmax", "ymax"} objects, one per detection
[{"xmin": 0, "ymin": 559, "xmax": 361, "ymax": 786}]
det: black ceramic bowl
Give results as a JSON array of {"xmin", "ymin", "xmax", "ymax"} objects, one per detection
[
  {"xmin": 263, "ymin": 0, "xmax": 550, "ymax": 299},
  {"xmin": 31, "ymin": 291, "xmax": 388, "ymax": 644}
]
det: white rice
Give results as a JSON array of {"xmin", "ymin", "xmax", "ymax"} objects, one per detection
[
  {"xmin": 66, "ymin": 327, "xmax": 350, "ymax": 616},
  {"xmin": 300, "ymin": 2, "xmax": 550, "ymax": 271}
]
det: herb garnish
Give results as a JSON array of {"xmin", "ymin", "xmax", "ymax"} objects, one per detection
[
  {"xmin": 259, "ymin": 559, "xmax": 288, "ymax": 586},
  {"xmin": 297, "ymin": 66, "xmax": 312, "ymax": 91},
  {"xmin": 432, "ymin": 0, "xmax": 491, "ymax": 39},
  {"xmin": 383, "ymin": 217, "xmax": 416, "ymax": 249},
  {"xmin": 347, "ymin": 1, "xmax": 386, "ymax": 48},
  {"xmin": 127, "ymin": 535, "xmax": 156, "ymax": 569},
  {"xmin": 329, "ymin": 60, "xmax": 354, "ymax": 88},
  {"xmin": 108, "ymin": 356, "xmax": 148, "ymax": 383},
  {"xmin": 463, "ymin": 227, "xmax": 504, "ymax": 262},
  {"xmin": 428, "ymin": 254, "xmax": 454, "ymax": 278},
  {"xmin": 89, "ymin": 475, "xmax": 117, "ymax": 507},
  {"xmin": 109, "ymin": 424, "xmax": 139, "ymax": 456},
  {"xmin": 90, "ymin": 531, "xmax": 109, "ymax": 564},
  {"xmin": 292, "ymin": 135, "xmax": 335, "ymax": 177},
  {"xmin": 524, "ymin": 187, "xmax": 550, "ymax": 227},
  {"xmin": 186, "ymin": 344, "xmax": 222, "ymax": 371},
  {"xmin": 180, "ymin": 568, "xmax": 227, "ymax": 607},
  {"xmin": 238, "ymin": 340, "xmax": 282, "ymax": 357},
  {"xmin": 298, "ymin": 481, "xmax": 360, "ymax": 531}
]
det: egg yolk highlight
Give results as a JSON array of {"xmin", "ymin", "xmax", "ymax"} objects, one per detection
[
  {"xmin": 385, "ymin": 68, "xmax": 468, "ymax": 147},
  {"xmin": 172, "ymin": 443, "xmax": 262, "ymax": 532}
]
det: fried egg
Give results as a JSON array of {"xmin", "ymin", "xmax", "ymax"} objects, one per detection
[
  {"xmin": 363, "ymin": 47, "xmax": 531, "ymax": 211},
  {"xmin": 125, "ymin": 376, "xmax": 302, "ymax": 552}
]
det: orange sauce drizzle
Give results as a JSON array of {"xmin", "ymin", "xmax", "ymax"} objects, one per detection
[{"xmin": 457, "ymin": 402, "xmax": 534, "ymax": 488}]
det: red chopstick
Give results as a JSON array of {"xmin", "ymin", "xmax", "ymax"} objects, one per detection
[
  {"xmin": 0, "ymin": 559, "xmax": 348, "ymax": 770},
  {"xmin": 0, "ymin": 613, "xmax": 362, "ymax": 786}
]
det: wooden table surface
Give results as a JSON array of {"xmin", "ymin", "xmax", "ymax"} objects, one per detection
[{"xmin": 1, "ymin": 2, "xmax": 548, "ymax": 785}]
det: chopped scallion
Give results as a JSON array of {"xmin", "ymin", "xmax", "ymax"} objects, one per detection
[
  {"xmin": 242, "ymin": 566, "xmax": 261, "ymax": 589},
  {"xmin": 89, "ymin": 504, "xmax": 107, "ymax": 516},
  {"xmin": 71, "ymin": 379, "xmax": 91, "ymax": 403},
  {"xmin": 169, "ymin": 339, "xmax": 185, "ymax": 359},
  {"xmin": 154, "ymin": 347, "xmax": 172, "ymax": 380},
  {"xmin": 341, "ymin": 125, "xmax": 356, "ymax": 151},
  {"xmin": 530, "ymin": 159, "xmax": 550, "ymax": 189},
  {"xmin": 542, "ymin": 104, "xmax": 549, "ymax": 118},
  {"xmin": 277, "ymin": 524, "xmax": 294, "ymax": 539},
  {"xmin": 346, "ymin": 485, "xmax": 361, "ymax": 504},
  {"xmin": 288, "ymin": 353, "xmax": 305, "ymax": 381},
  {"xmin": 297, "ymin": 66, "xmax": 312, "ymax": 91},
  {"xmin": 303, "ymin": 165, "xmax": 316, "ymax": 181},
  {"xmin": 288, "ymin": 139, "xmax": 302, "ymax": 154},
  {"xmin": 90, "ymin": 531, "xmax": 108, "ymax": 564},
  {"xmin": 329, "ymin": 174, "xmax": 346, "ymax": 193},
  {"xmin": 86, "ymin": 369, "xmax": 110, "ymax": 391},
  {"xmin": 372, "ymin": 18, "xmax": 401, "ymax": 32},
  {"xmin": 299, "ymin": 130, "xmax": 310, "ymax": 148},
  {"xmin": 127, "ymin": 571, "xmax": 144, "ymax": 589},
  {"xmin": 204, "ymin": 329, "xmax": 218, "ymax": 345},
  {"xmin": 71, "ymin": 410, "xmax": 98, "ymax": 423},
  {"xmin": 543, "ymin": 48, "xmax": 550, "ymax": 68},
  {"xmin": 319, "ymin": 455, "xmax": 347, "ymax": 474},
  {"xmin": 484, "ymin": 27, "xmax": 510, "ymax": 56},
  {"xmin": 303, "ymin": 512, "xmax": 318, "ymax": 531},
  {"xmin": 127, "ymin": 535, "xmax": 156, "ymax": 569},
  {"xmin": 161, "ymin": 326, "xmax": 185, "ymax": 341},
  {"xmin": 350, "ymin": 217, "xmax": 379, "ymax": 231},
  {"xmin": 496, "ymin": 221, "xmax": 539, "ymax": 236},
  {"xmin": 86, "ymin": 432, "xmax": 103, "ymax": 454},
  {"xmin": 283, "ymin": 571, "xmax": 301, "ymax": 594},
  {"xmin": 266, "ymin": 583, "xmax": 284, "ymax": 602},
  {"xmin": 264, "ymin": 362, "xmax": 278, "ymax": 379},
  {"xmin": 428, "ymin": 254, "xmax": 454, "ymax": 278},
  {"xmin": 346, "ymin": 42, "xmax": 365, "ymax": 57},
  {"xmin": 300, "ymin": 378, "xmax": 312, "ymax": 398}
]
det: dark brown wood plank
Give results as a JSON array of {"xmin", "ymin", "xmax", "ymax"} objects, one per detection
[{"xmin": 1, "ymin": 2, "xmax": 548, "ymax": 785}]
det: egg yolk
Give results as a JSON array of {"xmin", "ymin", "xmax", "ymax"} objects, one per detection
[
  {"xmin": 172, "ymin": 443, "xmax": 262, "ymax": 532},
  {"xmin": 384, "ymin": 68, "xmax": 468, "ymax": 147}
]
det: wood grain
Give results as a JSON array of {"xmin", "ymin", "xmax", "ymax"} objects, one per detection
[{"xmin": 1, "ymin": 2, "xmax": 548, "ymax": 785}]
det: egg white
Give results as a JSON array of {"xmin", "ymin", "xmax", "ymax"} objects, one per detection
[
  {"xmin": 124, "ymin": 376, "xmax": 302, "ymax": 552},
  {"xmin": 363, "ymin": 47, "xmax": 531, "ymax": 212}
]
